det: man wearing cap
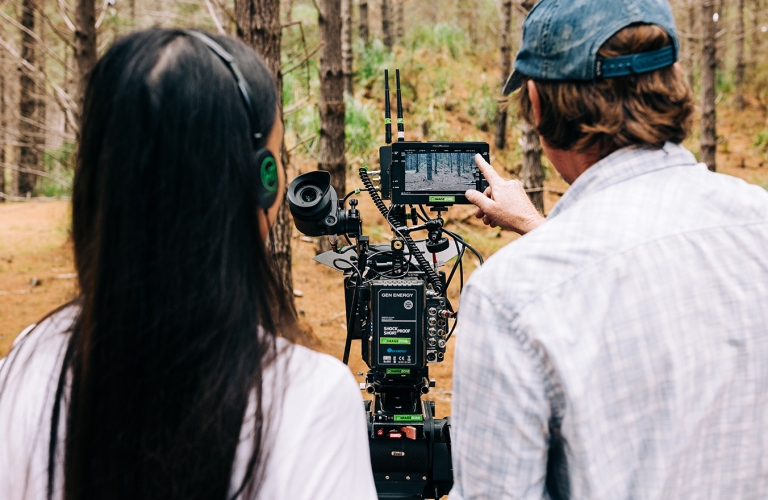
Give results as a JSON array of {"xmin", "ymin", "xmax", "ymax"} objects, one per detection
[{"xmin": 451, "ymin": 0, "xmax": 768, "ymax": 498}]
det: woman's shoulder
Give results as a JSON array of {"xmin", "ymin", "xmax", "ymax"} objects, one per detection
[
  {"xmin": 272, "ymin": 337, "xmax": 360, "ymax": 401},
  {"xmin": 0, "ymin": 305, "xmax": 77, "ymax": 382}
]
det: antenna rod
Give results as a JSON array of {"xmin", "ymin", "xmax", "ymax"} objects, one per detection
[
  {"xmin": 384, "ymin": 70, "xmax": 392, "ymax": 144},
  {"xmin": 396, "ymin": 69, "xmax": 404, "ymax": 141}
]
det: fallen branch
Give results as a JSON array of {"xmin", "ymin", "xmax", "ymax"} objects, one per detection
[{"xmin": 0, "ymin": 192, "xmax": 71, "ymax": 202}]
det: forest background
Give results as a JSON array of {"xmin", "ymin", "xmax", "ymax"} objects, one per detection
[{"xmin": 1, "ymin": 0, "xmax": 767, "ymax": 413}]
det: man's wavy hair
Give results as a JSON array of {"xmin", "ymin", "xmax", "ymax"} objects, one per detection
[{"xmin": 518, "ymin": 24, "xmax": 694, "ymax": 154}]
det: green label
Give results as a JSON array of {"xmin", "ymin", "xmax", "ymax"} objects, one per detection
[
  {"xmin": 429, "ymin": 195, "xmax": 455, "ymax": 203},
  {"xmin": 386, "ymin": 368, "xmax": 411, "ymax": 375},
  {"xmin": 380, "ymin": 337, "xmax": 411, "ymax": 345},
  {"xmin": 394, "ymin": 414, "xmax": 423, "ymax": 422},
  {"xmin": 397, "ymin": 118, "xmax": 404, "ymax": 124},
  {"xmin": 384, "ymin": 118, "xmax": 392, "ymax": 124}
]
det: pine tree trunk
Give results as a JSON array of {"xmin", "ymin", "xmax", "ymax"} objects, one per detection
[
  {"xmin": 494, "ymin": 0, "xmax": 513, "ymax": 150},
  {"xmin": 285, "ymin": 0, "xmax": 293, "ymax": 24},
  {"xmin": 752, "ymin": 0, "xmax": 761, "ymax": 72},
  {"xmin": 17, "ymin": 0, "xmax": 38, "ymax": 196},
  {"xmin": 701, "ymin": 0, "xmax": 717, "ymax": 172},
  {"xmin": 359, "ymin": 0, "xmax": 369, "ymax": 45},
  {"xmin": 687, "ymin": 0, "xmax": 696, "ymax": 90},
  {"xmin": 235, "ymin": 0, "xmax": 296, "ymax": 313},
  {"xmin": 318, "ymin": 0, "xmax": 346, "ymax": 198},
  {"xmin": 520, "ymin": 120, "xmax": 544, "ymax": 214},
  {"xmin": 36, "ymin": 8, "xmax": 46, "ymax": 177},
  {"xmin": 342, "ymin": 0, "xmax": 354, "ymax": 94},
  {"xmin": 395, "ymin": 0, "xmax": 404, "ymax": 42},
  {"xmin": 0, "ymin": 49, "xmax": 5, "ymax": 201},
  {"xmin": 74, "ymin": 0, "xmax": 98, "ymax": 130},
  {"xmin": 736, "ymin": 0, "xmax": 745, "ymax": 110},
  {"xmin": 382, "ymin": 0, "xmax": 393, "ymax": 51}
]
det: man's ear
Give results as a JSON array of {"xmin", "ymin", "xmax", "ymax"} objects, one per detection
[{"xmin": 527, "ymin": 79, "xmax": 542, "ymax": 127}]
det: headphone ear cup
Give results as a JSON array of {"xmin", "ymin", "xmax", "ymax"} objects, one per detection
[{"xmin": 254, "ymin": 148, "xmax": 279, "ymax": 210}]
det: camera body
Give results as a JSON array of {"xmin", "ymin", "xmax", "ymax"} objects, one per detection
[{"xmin": 287, "ymin": 69, "xmax": 484, "ymax": 499}]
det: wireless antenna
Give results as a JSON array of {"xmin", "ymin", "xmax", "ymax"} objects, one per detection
[
  {"xmin": 384, "ymin": 70, "xmax": 392, "ymax": 144},
  {"xmin": 396, "ymin": 69, "xmax": 404, "ymax": 141}
]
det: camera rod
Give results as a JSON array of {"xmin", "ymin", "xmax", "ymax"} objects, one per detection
[
  {"xmin": 384, "ymin": 70, "xmax": 392, "ymax": 144},
  {"xmin": 396, "ymin": 69, "xmax": 404, "ymax": 141}
]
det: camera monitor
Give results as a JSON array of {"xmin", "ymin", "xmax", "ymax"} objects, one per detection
[{"xmin": 389, "ymin": 142, "xmax": 490, "ymax": 205}]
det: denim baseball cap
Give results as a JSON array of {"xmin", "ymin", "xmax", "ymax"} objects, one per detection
[{"xmin": 503, "ymin": 0, "xmax": 680, "ymax": 95}]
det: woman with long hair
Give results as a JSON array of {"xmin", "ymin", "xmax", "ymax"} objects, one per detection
[{"xmin": 0, "ymin": 28, "xmax": 377, "ymax": 500}]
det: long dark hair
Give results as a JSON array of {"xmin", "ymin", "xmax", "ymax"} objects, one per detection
[{"xmin": 51, "ymin": 28, "xmax": 295, "ymax": 499}]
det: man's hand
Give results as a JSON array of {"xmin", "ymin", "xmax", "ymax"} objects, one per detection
[{"xmin": 465, "ymin": 154, "xmax": 545, "ymax": 235}]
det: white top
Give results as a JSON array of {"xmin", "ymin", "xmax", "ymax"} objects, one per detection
[{"xmin": 0, "ymin": 307, "xmax": 378, "ymax": 499}]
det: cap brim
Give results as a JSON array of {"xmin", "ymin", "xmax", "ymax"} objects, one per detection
[{"xmin": 502, "ymin": 70, "xmax": 524, "ymax": 95}]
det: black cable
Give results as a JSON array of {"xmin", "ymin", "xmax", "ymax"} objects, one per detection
[
  {"xmin": 360, "ymin": 168, "xmax": 443, "ymax": 293},
  {"xmin": 333, "ymin": 258, "xmax": 363, "ymax": 365},
  {"xmin": 443, "ymin": 228, "xmax": 484, "ymax": 265}
]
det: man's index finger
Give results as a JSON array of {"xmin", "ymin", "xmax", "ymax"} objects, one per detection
[{"xmin": 474, "ymin": 154, "xmax": 503, "ymax": 185}]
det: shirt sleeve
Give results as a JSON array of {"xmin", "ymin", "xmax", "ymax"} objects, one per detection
[{"xmin": 450, "ymin": 282, "xmax": 551, "ymax": 500}]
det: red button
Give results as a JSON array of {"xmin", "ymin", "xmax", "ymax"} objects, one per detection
[{"xmin": 377, "ymin": 428, "xmax": 384, "ymax": 436}]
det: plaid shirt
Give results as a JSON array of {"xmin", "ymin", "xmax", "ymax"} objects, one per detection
[{"xmin": 451, "ymin": 143, "xmax": 768, "ymax": 499}]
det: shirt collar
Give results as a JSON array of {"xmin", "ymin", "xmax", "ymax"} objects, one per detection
[{"xmin": 547, "ymin": 142, "xmax": 699, "ymax": 219}]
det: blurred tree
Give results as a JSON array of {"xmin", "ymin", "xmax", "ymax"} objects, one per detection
[
  {"xmin": 517, "ymin": 0, "xmax": 544, "ymax": 213},
  {"xmin": 494, "ymin": 0, "xmax": 513, "ymax": 150},
  {"xmin": 751, "ymin": 0, "xmax": 762, "ymax": 73},
  {"xmin": 395, "ymin": 0, "xmax": 404, "ymax": 42},
  {"xmin": 687, "ymin": 0, "xmax": 696, "ymax": 90},
  {"xmin": 359, "ymin": 0, "xmax": 369, "ymax": 45},
  {"xmin": 235, "ymin": 0, "xmax": 296, "ymax": 312},
  {"xmin": 0, "ymin": 48, "xmax": 5, "ymax": 201},
  {"xmin": 318, "ymin": 0, "xmax": 346, "ymax": 197},
  {"xmin": 342, "ymin": 0, "xmax": 353, "ymax": 94},
  {"xmin": 382, "ymin": 0, "xmax": 393, "ymax": 51},
  {"xmin": 74, "ymin": 0, "xmax": 97, "ymax": 129},
  {"xmin": 17, "ymin": 0, "xmax": 39, "ymax": 196},
  {"xmin": 736, "ymin": 0, "xmax": 745, "ymax": 110},
  {"xmin": 701, "ymin": 0, "xmax": 717, "ymax": 171}
]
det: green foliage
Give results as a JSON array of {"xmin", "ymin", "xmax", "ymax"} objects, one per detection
[
  {"xmin": 404, "ymin": 23, "xmax": 468, "ymax": 60},
  {"xmin": 753, "ymin": 129, "xmax": 768, "ymax": 151},
  {"xmin": 34, "ymin": 142, "xmax": 76, "ymax": 198},
  {"xmin": 467, "ymin": 84, "xmax": 496, "ymax": 132},
  {"xmin": 345, "ymin": 93, "xmax": 377, "ymax": 164},
  {"xmin": 716, "ymin": 69, "xmax": 733, "ymax": 96},
  {"xmin": 356, "ymin": 39, "xmax": 394, "ymax": 88}
]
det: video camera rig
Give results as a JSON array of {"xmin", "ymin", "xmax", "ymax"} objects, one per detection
[{"xmin": 288, "ymin": 70, "xmax": 487, "ymax": 499}]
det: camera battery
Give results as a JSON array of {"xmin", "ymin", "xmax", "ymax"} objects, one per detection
[{"xmin": 371, "ymin": 280, "xmax": 425, "ymax": 368}]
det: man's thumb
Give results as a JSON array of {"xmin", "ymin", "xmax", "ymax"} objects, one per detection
[{"xmin": 466, "ymin": 189, "xmax": 493, "ymax": 212}]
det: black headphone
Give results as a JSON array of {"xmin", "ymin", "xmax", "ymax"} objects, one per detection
[{"xmin": 184, "ymin": 30, "xmax": 279, "ymax": 211}]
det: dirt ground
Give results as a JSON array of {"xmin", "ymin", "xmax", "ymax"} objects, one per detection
[{"xmin": 2, "ymin": 100, "xmax": 767, "ymax": 418}]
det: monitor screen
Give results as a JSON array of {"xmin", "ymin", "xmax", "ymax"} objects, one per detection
[{"xmin": 403, "ymin": 152, "xmax": 478, "ymax": 193}]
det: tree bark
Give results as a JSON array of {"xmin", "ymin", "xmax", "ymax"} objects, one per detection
[
  {"xmin": 395, "ymin": 0, "xmax": 404, "ymax": 42},
  {"xmin": 17, "ymin": 0, "xmax": 39, "ymax": 196},
  {"xmin": 494, "ymin": 0, "xmax": 513, "ymax": 150},
  {"xmin": 74, "ymin": 0, "xmax": 98, "ymax": 130},
  {"xmin": 701, "ymin": 0, "xmax": 717, "ymax": 172},
  {"xmin": 359, "ymin": 0, "xmax": 369, "ymax": 45},
  {"xmin": 318, "ymin": 0, "xmax": 346, "ymax": 197},
  {"xmin": 382, "ymin": 0, "xmax": 393, "ymax": 51},
  {"xmin": 342, "ymin": 0, "xmax": 354, "ymax": 94},
  {"xmin": 235, "ymin": 0, "xmax": 296, "ymax": 313},
  {"xmin": 687, "ymin": 0, "xmax": 696, "ymax": 90},
  {"xmin": 736, "ymin": 0, "xmax": 745, "ymax": 110},
  {"xmin": 0, "ymin": 49, "xmax": 5, "ymax": 201},
  {"xmin": 752, "ymin": 0, "xmax": 761, "ymax": 72},
  {"xmin": 520, "ymin": 120, "xmax": 544, "ymax": 214}
]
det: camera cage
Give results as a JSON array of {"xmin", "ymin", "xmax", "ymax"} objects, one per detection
[{"xmin": 286, "ymin": 69, "xmax": 486, "ymax": 500}]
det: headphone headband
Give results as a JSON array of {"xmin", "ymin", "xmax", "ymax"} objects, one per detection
[
  {"xmin": 183, "ymin": 30, "xmax": 263, "ymax": 142},
  {"xmin": 183, "ymin": 30, "xmax": 278, "ymax": 210}
]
